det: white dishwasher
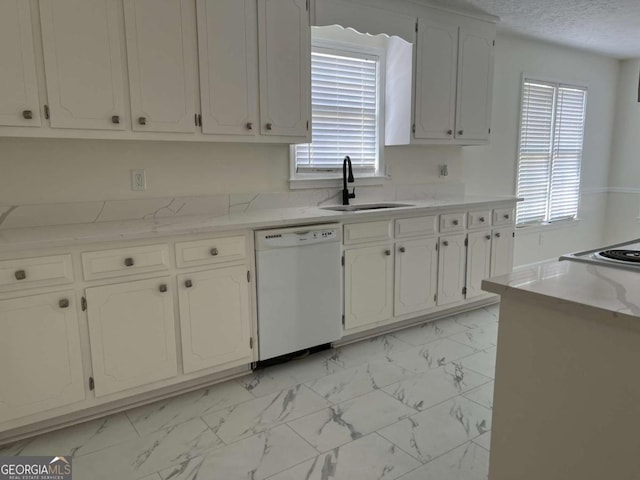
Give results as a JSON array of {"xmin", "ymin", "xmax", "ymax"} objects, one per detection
[{"xmin": 255, "ymin": 224, "xmax": 342, "ymax": 361}]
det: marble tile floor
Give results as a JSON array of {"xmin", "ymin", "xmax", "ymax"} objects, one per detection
[{"xmin": 1, "ymin": 304, "xmax": 500, "ymax": 480}]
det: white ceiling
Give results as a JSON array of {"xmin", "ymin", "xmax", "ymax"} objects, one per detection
[{"xmin": 428, "ymin": 0, "xmax": 640, "ymax": 59}]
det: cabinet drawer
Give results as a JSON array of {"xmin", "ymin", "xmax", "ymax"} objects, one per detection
[
  {"xmin": 395, "ymin": 216, "xmax": 438, "ymax": 238},
  {"xmin": 175, "ymin": 235, "xmax": 247, "ymax": 268},
  {"xmin": 493, "ymin": 208, "xmax": 515, "ymax": 226},
  {"xmin": 468, "ymin": 210, "xmax": 491, "ymax": 229},
  {"xmin": 440, "ymin": 212, "xmax": 466, "ymax": 232},
  {"xmin": 82, "ymin": 244, "xmax": 170, "ymax": 281},
  {"xmin": 0, "ymin": 255, "xmax": 74, "ymax": 290},
  {"xmin": 343, "ymin": 220, "xmax": 393, "ymax": 245}
]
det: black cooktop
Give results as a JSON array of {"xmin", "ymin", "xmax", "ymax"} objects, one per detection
[{"xmin": 598, "ymin": 250, "xmax": 640, "ymax": 263}]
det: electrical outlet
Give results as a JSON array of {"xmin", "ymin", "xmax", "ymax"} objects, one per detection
[{"xmin": 131, "ymin": 169, "xmax": 147, "ymax": 191}]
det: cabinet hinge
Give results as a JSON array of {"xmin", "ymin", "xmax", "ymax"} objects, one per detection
[
  {"xmin": 306, "ymin": 0, "xmax": 309, "ymax": 11},
  {"xmin": 44, "ymin": 104, "xmax": 50, "ymax": 120},
  {"xmin": 341, "ymin": 255, "xmax": 344, "ymax": 266},
  {"xmin": 412, "ymin": 123, "xmax": 416, "ymax": 134},
  {"xmin": 198, "ymin": 114, "xmax": 202, "ymax": 126},
  {"xmin": 342, "ymin": 314, "xmax": 345, "ymax": 326},
  {"xmin": 247, "ymin": 270, "xmax": 251, "ymax": 283},
  {"xmin": 434, "ymin": 293, "xmax": 437, "ymax": 302},
  {"xmin": 488, "ymin": 127, "xmax": 491, "ymax": 134},
  {"xmin": 81, "ymin": 296, "xmax": 87, "ymax": 311},
  {"xmin": 464, "ymin": 238, "xmax": 468, "ymax": 247},
  {"xmin": 89, "ymin": 377, "xmax": 95, "ymax": 391},
  {"xmin": 512, "ymin": 231, "xmax": 515, "ymax": 238},
  {"xmin": 250, "ymin": 337, "xmax": 254, "ymax": 349},
  {"xmin": 415, "ymin": 21, "xmax": 418, "ymax": 33},
  {"xmin": 435, "ymin": 242, "xmax": 439, "ymax": 252},
  {"xmin": 462, "ymin": 286, "xmax": 467, "ymax": 296},
  {"xmin": 306, "ymin": 120, "xmax": 309, "ymax": 131}
]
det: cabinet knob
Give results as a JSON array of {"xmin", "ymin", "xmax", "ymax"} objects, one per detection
[
  {"xmin": 185, "ymin": 279, "xmax": 193, "ymax": 288},
  {"xmin": 266, "ymin": 123, "xmax": 273, "ymax": 130},
  {"xmin": 138, "ymin": 116, "xmax": 147, "ymax": 125},
  {"xmin": 458, "ymin": 129, "xmax": 464, "ymax": 135},
  {"xmin": 159, "ymin": 284, "xmax": 168, "ymax": 293},
  {"xmin": 384, "ymin": 249, "xmax": 391, "ymax": 256},
  {"xmin": 23, "ymin": 110, "xmax": 33, "ymax": 120},
  {"xmin": 124, "ymin": 257, "xmax": 135, "ymax": 267},
  {"xmin": 503, "ymin": 214, "xmax": 510, "ymax": 220},
  {"xmin": 495, "ymin": 232, "xmax": 501, "ymax": 238},
  {"xmin": 111, "ymin": 115, "xmax": 120, "ymax": 124},
  {"xmin": 447, "ymin": 129, "xmax": 453, "ymax": 135},
  {"xmin": 59, "ymin": 298, "xmax": 70, "ymax": 309},
  {"xmin": 442, "ymin": 241, "xmax": 449, "ymax": 247},
  {"xmin": 246, "ymin": 122, "xmax": 253, "ymax": 130},
  {"xmin": 479, "ymin": 217, "xmax": 485, "ymax": 222},
  {"xmin": 14, "ymin": 270, "xmax": 26, "ymax": 280},
  {"xmin": 485, "ymin": 235, "xmax": 491, "ymax": 240},
  {"xmin": 210, "ymin": 247, "xmax": 219, "ymax": 256},
  {"xmin": 452, "ymin": 219, "xmax": 459, "ymax": 226},
  {"xmin": 399, "ymin": 247, "xmax": 406, "ymax": 253}
]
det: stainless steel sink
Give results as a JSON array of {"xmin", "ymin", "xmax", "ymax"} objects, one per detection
[{"xmin": 321, "ymin": 203, "xmax": 414, "ymax": 212}]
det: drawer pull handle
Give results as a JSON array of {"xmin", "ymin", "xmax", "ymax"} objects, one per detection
[
  {"xmin": 15, "ymin": 270, "xmax": 26, "ymax": 280},
  {"xmin": 159, "ymin": 284, "xmax": 168, "ymax": 293},
  {"xmin": 384, "ymin": 249, "xmax": 391, "ymax": 256},
  {"xmin": 246, "ymin": 122, "xmax": 253, "ymax": 130},
  {"xmin": 458, "ymin": 129, "xmax": 464, "ymax": 135},
  {"xmin": 185, "ymin": 279, "xmax": 193, "ymax": 288},
  {"xmin": 479, "ymin": 217, "xmax": 485, "ymax": 222},
  {"xmin": 495, "ymin": 232, "xmax": 501, "ymax": 238},
  {"xmin": 138, "ymin": 116, "xmax": 147, "ymax": 125},
  {"xmin": 503, "ymin": 214, "xmax": 510, "ymax": 219},
  {"xmin": 442, "ymin": 241, "xmax": 449, "ymax": 247},
  {"xmin": 124, "ymin": 257, "xmax": 135, "ymax": 267},
  {"xmin": 111, "ymin": 115, "xmax": 120, "ymax": 124},
  {"xmin": 23, "ymin": 110, "xmax": 33, "ymax": 120},
  {"xmin": 266, "ymin": 122, "xmax": 273, "ymax": 130},
  {"xmin": 399, "ymin": 247, "xmax": 406, "ymax": 253},
  {"xmin": 447, "ymin": 129, "xmax": 453, "ymax": 135},
  {"xmin": 452, "ymin": 219, "xmax": 459, "ymax": 226},
  {"xmin": 210, "ymin": 248, "xmax": 219, "ymax": 256},
  {"xmin": 59, "ymin": 298, "xmax": 70, "ymax": 309}
]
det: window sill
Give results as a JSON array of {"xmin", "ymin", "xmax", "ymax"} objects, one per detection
[
  {"xmin": 289, "ymin": 175, "xmax": 388, "ymax": 190},
  {"xmin": 515, "ymin": 218, "xmax": 581, "ymax": 235}
]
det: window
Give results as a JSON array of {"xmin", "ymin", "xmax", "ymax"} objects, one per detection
[
  {"xmin": 293, "ymin": 43, "xmax": 383, "ymax": 181},
  {"xmin": 516, "ymin": 78, "xmax": 587, "ymax": 226}
]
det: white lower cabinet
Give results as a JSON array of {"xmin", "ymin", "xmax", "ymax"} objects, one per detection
[
  {"xmin": 0, "ymin": 291, "xmax": 85, "ymax": 423},
  {"xmin": 85, "ymin": 277, "xmax": 178, "ymax": 397},
  {"xmin": 491, "ymin": 227, "xmax": 515, "ymax": 277},
  {"xmin": 466, "ymin": 230, "xmax": 492, "ymax": 299},
  {"xmin": 177, "ymin": 265, "xmax": 252, "ymax": 374},
  {"xmin": 437, "ymin": 234, "xmax": 466, "ymax": 306},
  {"xmin": 394, "ymin": 237, "xmax": 438, "ymax": 316},
  {"xmin": 344, "ymin": 244, "xmax": 394, "ymax": 331}
]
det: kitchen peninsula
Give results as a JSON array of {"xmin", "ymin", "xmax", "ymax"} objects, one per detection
[{"xmin": 482, "ymin": 260, "xmax": 640, "ymax": 480}]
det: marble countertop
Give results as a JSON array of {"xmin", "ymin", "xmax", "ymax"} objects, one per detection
[
  {"xmin": 0, "ymin": 195, "xmax": 517, "ymax": 253},
  {"xmin": 482, "ymin": 260, "xmax": 640, "ymax": 318}
]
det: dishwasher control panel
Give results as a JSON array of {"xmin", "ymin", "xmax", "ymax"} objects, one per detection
[{"xmin": 255, "ymin": 225, "xmax": 341, "ymax": 250}]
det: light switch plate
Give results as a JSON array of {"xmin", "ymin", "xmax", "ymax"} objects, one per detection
[{"xmin": 131, "ymin": 169, "xmax": 147, "ymax": 191}]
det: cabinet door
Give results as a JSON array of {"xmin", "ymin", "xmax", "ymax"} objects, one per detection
[
  {"xmin": 124, "ymin": 0, "xmax": 197, "ymax": 133},
  {"xmin": 178, "ymin": 266, "xmax": 252, "ymax": 374},
  {"xmin": 437, "ymin": 234, "xmax": 466, "ymax": 306},
  {"xmin": 40, "ymin": 0, "xmax": 126, "ymax": 130},
  {"xmin": 395, "ymin": 237, "xmax": 438, "ymax": 316},
  {"xmin": 414, "ymin": 19, "xmax": 457, "ymax": 140},
  {"xmin": 258, "ymin": 0, "xmax": 310, "ymax": 138},
  {"xmin": 197, "ymin": 0, "xmax": 258, "ymax": 136},
  {"xmin": 491, "ymin": 227, "xmax": 515, "ymax": 277},
  {"xmin": 0, "ymin": 0, "xmax": 40, "ymax": 127},
  {"xmin": 86, "ymin": 277, "xmax": 177, "ymax": 397},
  {"xmin": 0, "ymin": 291, "xmax": 84, "ymax": 423},
  {"xmin": 455, "ymin": 26, "xmax": 495, "ymax": 141},
  {"xmin": 466, "ymin": 230, "xmax": 492, "ymax": 299},
  {"xmin": 344, "ymin": 244, "xmax": 393, "ymax": 331}
]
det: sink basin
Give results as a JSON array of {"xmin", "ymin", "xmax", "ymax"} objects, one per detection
[{"xmin": 321, "ymin": 203, "xmax": 414, "ymax": 212}]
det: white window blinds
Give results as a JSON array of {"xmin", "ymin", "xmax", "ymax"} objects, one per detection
[
  {"xmin": 295, "ymin": 48, "xmax": 379, "ymax": 174},
  {"xmin": 516, "ymin": 79, "xmax": 587, "ymax": 225}
]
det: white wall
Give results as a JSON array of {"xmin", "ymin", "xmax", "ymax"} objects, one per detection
[
  {"xmin": 604, "ymin": 59, "xmax": 640, "ymax": 243},
  {"xmin": 464, "ymin": 33, "xmax": 619, "ymax": 266}
]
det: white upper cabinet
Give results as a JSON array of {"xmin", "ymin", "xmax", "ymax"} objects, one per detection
[
  {"xmin": 39, "ymin": 0, "xmax": 126, "ymax": 130},
  {"xmin": 0, "ymin": 0, "xmax": 40, "ymax": 127},
  {"xmin": 413, "ymin": 18, "xmax": 457, "ymax": 140},
  {"xmin": 455, "ymin": 25, "xmax": 495, "ymax": 142},
  {"xmin": 197, "ymin": 0, "xmax": 258, "ymax": 136},
  {"xmin": 124, "ymin": 0, "xmax": 197, "ymax": 133},
  {"xmin": 257, "ymin": 0, "xmax": 310, "ymax": 138}
]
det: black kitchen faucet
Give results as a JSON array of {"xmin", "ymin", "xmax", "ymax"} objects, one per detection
[{"xmin": 342, "ymin": 156, "xmax": 356, "ymax": 205}]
